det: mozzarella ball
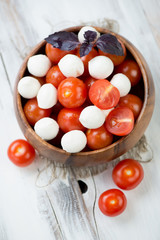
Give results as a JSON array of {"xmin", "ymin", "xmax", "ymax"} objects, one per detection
[
  {"xmin": 102, "ymin": 108, "xmax": 114, "ymax": 118},
  {"xmin": 58, "ymin": 54, "xmax": 84, "ymax": 77},
  {"xmin": 61, "ymin": 130, "xmax": 87, "ymax": 153},
  {"xmin": 110, "ymin": 73, "xmax": 131, "ymax": 97},
  {"xmin": 37, "ymin": 83, "xmax": 57, "ymax": 109},
  {"xmin": 89, "ymin": 56, "xmax": 114, "ymax": 79},
  {"xmin": 79, "ymin": 106, "xmax": 105, "ymax": 129},
  {"xmin": 27, "ymin": 54, "xmax": 51, "ymax": 77},
  {"xmin": 18, "ymin": 76, "xmax": 41, "ymax": 99},
  {"xmin": 34, "ymin": 117, "xmax": 59, "ymax": 141},
  {"xmin": 78, "ymin": 26, "xmax": 100, "ymax": 43}
]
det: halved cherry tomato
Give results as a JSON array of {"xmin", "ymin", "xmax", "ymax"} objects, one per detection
[
  {"xmin": 118, "ymin": 94, "xmax": 143, "ymax": 119},
  {"xmin": 86, "ymin": 125, "xmax": 113, "ymax": 150},
  {"xmin": 89, "ymin": 79, "xmax": 120, "ymax": 109},
  {"xmin": 24, "ymin": 98, "xmax": 52, "ymax": 126},
  {"xmin": 112, "ymin": 159, "xmax": 144, "ymax": 190},
  {"xmin": 46, "ymin": 65, "xmax": 66, "ymax": 88},
  {"xmin": 45, "ymin": 43, "xmax": 76, "ymax": 64},
  {"xmin": 105, "ymin": 107, "xmax": 134, "ymax": 136},
  {"xmin": 57, "ymin": 107, "xmax": 85, "ymax": 132},
  {"xmin": 58, "ymin": 77, "xmax": 87, "ymax": 108},
  {"xmin": 98, "ymin": 40, "xmax": 126, "ymax": 66},
  {"xmin": 7, "ymin": 139, "xmax": 35, "ymax": 167},
  {"xmin": 98, "ymin": 189, "xmax": 127, "ymax": 217},
  {"xmin": 115, "ymin": 59, "xmax": 142, "ymax": 86},
  {"xmin": 77, "ymin": 48, "xmax": 98, "ymax": 76}
]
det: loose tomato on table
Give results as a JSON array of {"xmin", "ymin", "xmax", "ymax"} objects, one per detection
[
  {"xmin": 98, "ymin": 189, "xmax": 127, "ymax": 217},
  {"xmin": 46, "ymin": 65, "xmax": 66, "ymax": 88},
  {"xmin": 57, "ymin": 107, "xmax": 85, "ymax": 133},
  {"xmin": 98, "ymin": 40, "xmax": 126, "ymax": 66},
  {"xmin": 118, "ymin": 94, "xmax": 143, "ymax": 119},
  {"xmin": 58, "ymin": 77, "xmax": 87, "ymax": 108},
  {"xmin": 45, "ymin": 43, "xmax": 76, "ymax": 64},
  {"xmin": 114, "ymin": 59, "xmax": 142, "ymax": 86},
  {"xmin": 7, "ymin": 139, "xmax": 35, "ymax": 167},
  {"xmin": 112, "ymin": 159, "xmax": 144, "ymax": 190},
  {"xmin": 77, "ymin": 48, "xmax": 98, "ymax": 76},
  {"xmin": 89, "ymin": 79, "xmax": 120, "ymax": 109},
  {"xmin": 24, "ymin": 98, "xmax": 52, "ymax": 126},
  {"xmin": 105, "ymin": 107, "xmax": 134, "ymax": 136},
  {"xmin": 86, "ymin": 125, "xmax": 113, "ymax": 150}
]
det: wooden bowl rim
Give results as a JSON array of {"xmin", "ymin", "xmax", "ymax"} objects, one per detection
[{"xmin": 15, "ymin": 26, "xmax": 149, "ymax": 157}]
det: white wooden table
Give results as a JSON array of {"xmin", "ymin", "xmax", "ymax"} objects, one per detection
[{"xmin": 1, "ymin": 0, "xmax": 160, "ymax": 239}]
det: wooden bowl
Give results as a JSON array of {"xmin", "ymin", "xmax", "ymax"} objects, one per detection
[{"xmin": 14, "ymin": 26, "xmax": 155, "ymax": 167}]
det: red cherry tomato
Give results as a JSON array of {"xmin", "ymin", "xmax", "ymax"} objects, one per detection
[
  {"xmin": 105, "ymin": 107, "xmax": 134, "ymax": 136},
  {"xmin": 112, "ymin": 159, "xmax": 144, "ymax": 190},
  {"xmin": 118, "ymin": 94, "xmax": 143, "ymax": 119},
  {"xmin": 24, "ymin": 98, "xmax": 52, "ymax": 126},
  {"xmin": 86, "ymin": 125, "xmax": 113, "ymax": 150},
  {"xmin": 98, "ymin": 40, "xmax": 126, "ymax": 66},
  {"xmin": 57, "ymin": 107, "xmax": 85, "ymax": 133},
  {"xmin": 7, "ymin": 139, "xmax": 35, "ymax": 167},
  {"xmin": 58, "ymin": 77, "xmax": 87, "ymax": 108},
  {"xmin": 89, "ymin": 79, "xmax": 120, "ymax": 109},
  {"xmin": 31, "ymin": 75, "xmax": 46, "ymax": 85},
  {"xmin": 84, "ymin": 76, "xmax": 97, "ymax": 91},
  {"xmin": 46, "ymin": 65, "xmax": 66, "ymax": 88},
  {"xmin": 98, "ymin": 189, "xmax": 127, "ymax": 217},
  {"xmin": 77, "ymin": 48, "xmax": 98, "ymax": 76},
  {"xmin": 114, "ymin": 59, "xmax": 142, "ymax": 86},
  {"xmin": 45, "ymin": 43, "xmax": 75, "ymax": 64}
]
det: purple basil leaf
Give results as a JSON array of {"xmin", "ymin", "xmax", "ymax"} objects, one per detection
[
  {"xmin": 79, "ymin": 42, "xmax": 93, "ymax": 57},
  {"xmin": 96, "ymin": 33, "xmax": 124, "ymax": 56},
  {"xmin": 84, "ymin": 30, "xmax": 97, "ymax": 42},
  {"xmin": 45, "ymin": 31, "xmax": 79, "ymax": 51}
]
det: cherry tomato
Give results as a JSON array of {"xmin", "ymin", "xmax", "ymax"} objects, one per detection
[
  {"xmin": 24, "ymin": 98, "xmax": 52, "ymax": 126},
  {"xmin": 77, "ymin": 48, "xmax": 98, "ymax": 76},
  {"xmin": 118, "ymin": 94, "xmax": 143, "ymax": 119},
  {"xmin": 98, "ymin": 189, "xmax": 127, "ymax": 217},
  {"xmin": 114, "ymin": 59, "xmax": 142, "ymax": 86},
  {"xmin": 45, "ymin": 43, "xmax": 75, "ymax": 64},
  {"xmin": 51, "ymin": 101, "xmax": 64, "ymax": 115},
  {"xmin": 112, "ymin": 159, "xmax": 144, "ymax": 190},
  {"xmin": 58, "ymin": 77, "xmax": 87, "ymax": 108},
  {"xmin": 86, "ymin": 125, "xmax": 113, "ymax": 150},
  {"xmin": 57, "ymin": 107, "xmax": 86, "ymax": 132},
  {"xmin": 7, "ymin": 139, "xmax": 35, "ymax": 167},
  {"xmin": 98, "ymin": 40, "xmax": 126, "ymax": 66},
  {"xmin": 46, "ymin": 65, "xmax": 66, "ymax": 88},
  {"xmin": 105, "ymin": 107, "xmax": 134, "ymax": 136},
  {"xmin": 84, "ymin": 76, "xmax": 97, "ymax": 91},
  {"xmin": 89, "ymin": 79, "xmax": 120, "ymax": 109},
  {"xmin": 31, "ymin": 75, "xmax": 46, "ymax": 85}
]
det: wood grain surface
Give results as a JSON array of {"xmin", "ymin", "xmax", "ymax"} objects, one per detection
[{"xmin": 0, "ymin": 0, "xmax": 160, "ymax": 239}]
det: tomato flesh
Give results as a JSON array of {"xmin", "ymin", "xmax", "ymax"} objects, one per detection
[
  {"xmin": 89, "ymin": 79, "xmax": 120, "ymax": 109},
  {"xmin": 7, "ymin": 139, "xmax": 35, "ymax": 167},
  {"xmin": 24, "ymin": 98, "xmax": 52, "ymax": 126},
  {"xmin": 46, "ymin": 65, "xmax": 66, "ymax": 88},
  {"xmin": 86, "ymin": 125, "xmax": 113, "ymax": 150},
  {"xmin": 57, "ymin": 107, "xmax": 85, "ymax": 132},
  {"xmin": 105, "ymin": 107, "xmax": 134, "ymax": 136},
  {"xmin": 58, "ymin": 77, "xmax": 87, "ymax": 108},
  {"xmin": 112, "ymin": 159, "xmax": 144, "ymax": 190},
  {"xmin": 98, "ymin": 189, "xmax": 127, "ymax": 217}
]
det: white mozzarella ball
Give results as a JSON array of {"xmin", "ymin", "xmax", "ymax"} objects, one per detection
[
  {"xmin": 58, "ymin": 54, "xmax": 84, "ymax": 77},
  {"xmin": 18, "ymin": 76, "xmax": 41, "ymax": 99},
  {"xmin": 27, "ymin": 54, "xmax": 51, "ymax": 77},
  {"xmin": 79, "ymin": 106, "xmax": 105, "ymax": 129},
  {"xmin": 102, "ymin": 108, "xmax": 114, "ymax": 118},
  {"xmin": 37, "ymin": 83, "xmax": 57, "ymax": 109},
  {"xmin": 88, "ymin": 56, "xmax": 114, "ymax": 79},
  {"xmin": 110, "ymin": 73, "xmax": 131, "ymax": 97},
  {"xmin": 61, "ymin": 130, "xmax": 87, "ymax": 153},
  {"xmin": 34, "ymin": 117, "xmax": 59, "ymax": 141},
  {"xmin": 78, "ymin": 26, "xmax": 100, "ymax": 43}
]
